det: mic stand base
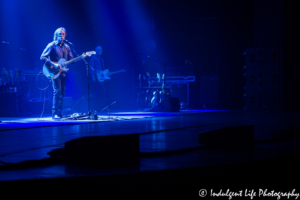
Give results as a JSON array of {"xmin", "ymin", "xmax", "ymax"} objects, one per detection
[
  {"xmin": 99, "ymin": 101, "xmax": 117, "ymax": 120},
  {"xmin": 63, "ymin": 111, "xmax": 98, "ymax": 121},
  {"xmin": 68, "ymin": 44, "xmax": 96, "ymax": 120}
]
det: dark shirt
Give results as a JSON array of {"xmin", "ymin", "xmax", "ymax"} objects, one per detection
[
  {"xmin": 40, "ymin": 41, "xmax": 73, "ymax": 64},
  {"xmin": 89, "ymin": 55, "xmax": 105, "ymax": 75}
]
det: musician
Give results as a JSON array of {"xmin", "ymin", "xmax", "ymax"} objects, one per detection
[
  {"xmin": 89, "ymin": 46, "xmax": 108, "ymax": 111},
  {"xmin": 40, "ymin": 27, "xmax": 73, "ymax": 120}
]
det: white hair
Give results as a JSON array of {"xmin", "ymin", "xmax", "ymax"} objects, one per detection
[{"xmin": 53, "ymin": 27, "xmax": 67, "ymax": 41}]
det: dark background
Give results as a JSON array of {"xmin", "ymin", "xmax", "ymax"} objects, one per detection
[{"xmin": 0, "ymin": 0, "xmax": 299, "ymax": 111}]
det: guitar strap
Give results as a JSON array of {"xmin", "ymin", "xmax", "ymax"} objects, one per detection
[
  {"xmin": 62, "ymin": 44, "xmax": 66, "ymax": 60},
  {"xmin": 99, "ymin": 57, "xmax": 104, "ymax": 70},
  {"xmin": 61, "ymin": 45, "xmax": 67, "ymax": 76}
]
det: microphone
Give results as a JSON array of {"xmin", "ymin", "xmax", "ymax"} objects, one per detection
[
  {"xmin": 2, "ymin": 41, "xmax": 9, "ymax": 44},
  {"xmin": 110, "ymin": 101, "xmax": 117, "ymax": 106},
  {"xmin": 140, "ymin": 52, "xmax": 149, "ymax": 57},
  {"xmin": 63, "ymin": 39, "xmax": 73, "ymax": 45}
]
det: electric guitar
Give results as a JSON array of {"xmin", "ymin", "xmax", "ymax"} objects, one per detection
[
  {"xmin": 43, "ymin": 51, "xmax": 96, "ymax": 79},
  {"xmin": 14, "ymin": 68, "xmax": 19, "ymax": 85},
  {"xmin": 1, "ymin": 68, "xmax": 4, "ymax": 86},
  {"xmin": 96, "ymin": 69, "xmax": 126, "ymax": 82},
  {"xmin": 137, "ymin": 74, "xmax": 141, "ymax": 105},
  {"xmin": 4, "ymin": 70, "xmax": 9, "ymax": 85},
  {"xmin": 10, "ymin": 70, "xmax": 14, "ymax": 85},
  {"xmin": 151, "ymin": 73, "xmax": 161, "ymax": 108},
  {"xmin": 145, "ymin": 72, "xmax": 153, "ymax": 107},
  {"xmin": 159, "ymin": 74, "xmax": 166, "ymax": 104}
]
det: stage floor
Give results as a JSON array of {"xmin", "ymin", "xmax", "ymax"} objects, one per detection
[{"xmin": 0, "ymin": 109, "xmax": 300, "ymax": 192}]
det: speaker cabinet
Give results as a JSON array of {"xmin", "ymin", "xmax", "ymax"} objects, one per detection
[
  {"xmin": 200, "ymin": 75, "xmax": 219, "ymax": 108},
  {"xmin": 246, "ymin": 89, "xmax": 279, "ymax": 111},
  {"xmin": 152, "ymin": 97, "xmax": 180, "ymax": 112},
  {"xmin": 245, "ymin": 48, "xmax": 281, "ymax": 111}
]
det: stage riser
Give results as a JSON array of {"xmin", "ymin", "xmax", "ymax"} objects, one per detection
[
  {"xmin": 199, "ymin": 125, "xmax": 254, "ymax": 149},
  {"xmin": 64, "ymin": 135, "xmax": 140, "ymax": 167}
]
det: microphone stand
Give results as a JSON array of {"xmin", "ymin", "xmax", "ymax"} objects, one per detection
[{"xmin": 67, "ymin": 41, "xmax": 93, "ymax": 120}]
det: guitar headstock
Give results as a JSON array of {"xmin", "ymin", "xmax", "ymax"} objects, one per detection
[
  {"xmin": 4, "ymin": 69, "xmax": 8, "ymax": 77},
  {"xmin": 157, "ymin": 73, "xmax": 161, "ymax": 82},
  {"xmin": 14, "ymin": 68, "xmax": 19, "ymax": 85},
  {"xmin": 161, "ymin": 74, "xmax": 165, "ymax": 89},
  {"xmin": 1, "ymin": 68, "xmax": 4, "ymax": 85},
  {"xmin": 146, "ymin": 72, "xmax": 150, "ymax": 84},
  {"xmin": 84, "ymin": 51, "xmax": 96, "ymax": 57}
]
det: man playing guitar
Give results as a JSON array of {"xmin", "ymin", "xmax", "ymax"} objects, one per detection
[
  {"xmin": 89, "ymin": 46, "xmax": 126, "ymax": 111},
  {"xmin": 89, "ymin": 46, "xmax": 108, "ymax": 111},
  {"xmin": 40, "ymin": 27, "xmax": 88, "ymax": 120}
]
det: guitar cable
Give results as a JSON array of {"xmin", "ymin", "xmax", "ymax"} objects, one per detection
[{"xmin": 35, "ymin": 72, "xmax": 51, "ymax": 120}]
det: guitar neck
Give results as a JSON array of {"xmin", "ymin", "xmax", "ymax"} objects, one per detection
[
  {"xmin": 63, "ymin": 55, "xmax": 84, "ymax": 66},
  {"xmin": 9, "ymin": 70, "xmax": 14, "ymax": 84},
  {"xmin": 15, "ymin": 69, "xmax": 19, "ymax": 85},
  {"xmin": 5, "ymin": 74, "xmax": 9, "ymax": 82},
  {"xmin": 110, "ymin": 70, "xmax": 124, "ymax": 75}
]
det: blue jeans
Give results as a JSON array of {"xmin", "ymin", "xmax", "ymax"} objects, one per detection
[{"xmin": 52, "ymin": 74, "xmax": 67, "ymax": 115}]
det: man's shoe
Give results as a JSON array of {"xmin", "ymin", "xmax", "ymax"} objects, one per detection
[{"xmin": 52, "ymin": 114, "xmax": 61, "ymax": 120}]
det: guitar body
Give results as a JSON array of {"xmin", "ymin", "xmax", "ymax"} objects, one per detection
[
  {"xmin": 145, "ymin": 89, "xmax": 153, "ymax": 108},
  {"xmin": 43, "ymin": 58, "xmax": 69, "ymax": 80},
  {"xmin": 152, "ymin": 90, "xmax": 172, "ymax": 112},
  {"xmin": 145, "ymin": 89, "xmax": 149, "ymax": 107},
  {"xmin": 96, "ymin": 69, "xmax": 111, "ymax": 82},
  {"xmin": 96, "ymin": 69, "xmax": 126, "ymax": 82},
  {"xmin": 151, "ymin": 91, "xmax": 159, "ymax": 108}
]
